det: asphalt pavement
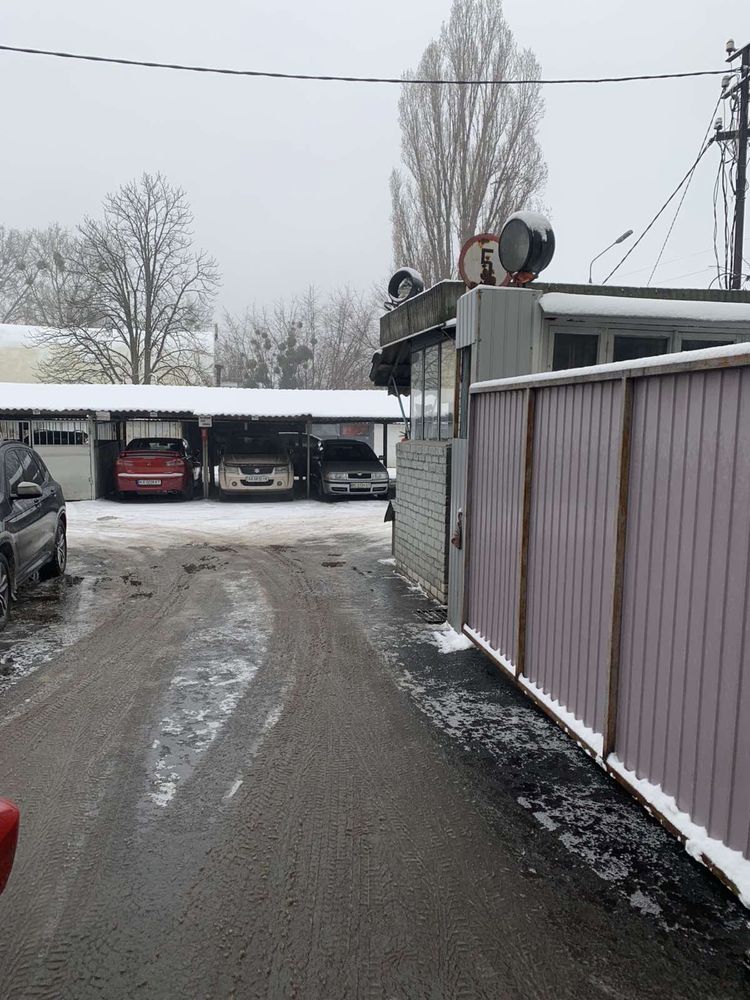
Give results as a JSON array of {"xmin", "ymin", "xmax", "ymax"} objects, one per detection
[{"xmin": 0, "ymin": 504, "xmax": 747, "ymax": 999}]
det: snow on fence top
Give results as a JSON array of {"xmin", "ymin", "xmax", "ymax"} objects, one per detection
[
  {"xmin": 539, "ymin": 292, "xmax": 750, "ymax": 325},
  {"xmin": 0, "ymin": 381, "xmax": 408, "ymax": 421},
  {"xmin": 472, "ymin": 341, "xmax": 750, "ymax": 393}
]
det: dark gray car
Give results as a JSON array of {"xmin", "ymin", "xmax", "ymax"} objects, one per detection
[
  {"xmin": 0, "ymin": 441, "xmax": 67, "ymax": 631},
  {"xmin": 311, "ymin": 438, "xmax": 389, "ymax": 500}
]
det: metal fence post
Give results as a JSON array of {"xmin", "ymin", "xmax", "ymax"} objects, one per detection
[
  {"xmin": 515, "ymin": 388, "xmax": 536, "ymax": 679},
  {"xmin": 603, "ymin": 376, "xmax": 634, "ymax": 758}
]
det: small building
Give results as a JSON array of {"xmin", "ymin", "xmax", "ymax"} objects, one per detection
[
  {"xmin": 371, "ymin": 282, "xmax": 750, "ymax": 608},
  {"xmin": 0, "ymin": 382, "xmax": 406, "ymax": 500},
  {"xmin": 0, "ymin": 323, "xmax": 217, "ymax": 386}
]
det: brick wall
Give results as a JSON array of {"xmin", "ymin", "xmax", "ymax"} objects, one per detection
[{"xmin": 394, "ymin": 439, "xmax": 452, "ymax": 604}]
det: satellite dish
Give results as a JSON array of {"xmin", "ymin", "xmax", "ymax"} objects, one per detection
[
  {"xmin": 387, "ymin": 268, "xmax": 425, "ymax": 307},
  {"xmin": 498, "ymin": 212, "xmax": 555, "ymax": 279},
  {"xmin": 458, "ymin": 234, "xmax": 507, "ymax": 289}
]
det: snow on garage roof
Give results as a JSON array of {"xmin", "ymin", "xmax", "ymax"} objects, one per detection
[
  {"xmin": 0, "ymin": 382, "xmax": 408, "ymax": 421},
  {"xmin": 539, "ymin": 292, "xmax": 750, "ymax": 325}
]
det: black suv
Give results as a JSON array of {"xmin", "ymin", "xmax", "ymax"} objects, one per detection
[{"xmin": 0, "ymin": 442, "xmax": 67, "ymax": 631}]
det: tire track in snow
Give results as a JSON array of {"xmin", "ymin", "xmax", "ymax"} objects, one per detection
[{"xmin": 142, "ymin": 573, "xmax": 272, "ymax": 811}]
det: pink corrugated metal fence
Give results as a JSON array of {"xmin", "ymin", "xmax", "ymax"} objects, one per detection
[{"xmin": 464, "ymin": 353, "xmax": 750, "ymax": 898}]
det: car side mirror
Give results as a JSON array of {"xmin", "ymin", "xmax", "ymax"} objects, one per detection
[
  {"xmin": 12, "ymin": 481, "xmax": 43, "ymax": 499},
  {"xmin": 0, "ymin": 798, "xmax": 20, "ymax": 895}
]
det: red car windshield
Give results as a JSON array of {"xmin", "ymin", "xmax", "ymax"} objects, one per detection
[{"xmin": 125, "ymin": 439, "xmax": 184, "ymax": 454}]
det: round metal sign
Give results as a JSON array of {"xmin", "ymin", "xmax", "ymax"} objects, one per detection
[{"xmin": 458, "ymin": 234, "xmax": 506, "ymax": 289}]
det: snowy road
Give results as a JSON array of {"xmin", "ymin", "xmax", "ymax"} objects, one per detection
[{"xmin": 0, "ymin": 500, "xmax": 747, "ymax": 999}]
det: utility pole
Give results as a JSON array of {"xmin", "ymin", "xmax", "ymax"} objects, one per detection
[{"xmin": 717, "ymin": 40, "xmax": 750, "ymax": 290}]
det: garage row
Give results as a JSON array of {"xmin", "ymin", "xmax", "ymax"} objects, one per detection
[{"xmin": 0, "ymin": 389, "xmax": 406, "ymax": 502}]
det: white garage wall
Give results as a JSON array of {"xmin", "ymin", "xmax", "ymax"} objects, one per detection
[{"xmin": 35, "ymin": 445, "xmax": 93, "ymax": 501}]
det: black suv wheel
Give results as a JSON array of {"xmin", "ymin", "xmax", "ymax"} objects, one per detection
[
  {"xmin": 0, "ymin": 554, "xmax": 11, "ymax": 631},
  {"xmin": 40, "ymin": 522, "xmax": 67, "ymax": 580}
]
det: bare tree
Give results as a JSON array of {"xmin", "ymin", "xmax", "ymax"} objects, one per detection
[
  {"xmin": 218, "ymin": 287, "xmax": 378, "ymax": 390},
  {"xmin": 0, "ymin": 226, "xmax": 39, "ymax": 323},
  {"xmin": 314, "ymin": 289, "xmax": 379, "ymax": 389},
  {"xmin": 390, "ymin": 0, "xmax": 547, "ymax": 285},
  {"xmin": 32, "ymin": 173, "xmax": 219, "ymax": 384}
]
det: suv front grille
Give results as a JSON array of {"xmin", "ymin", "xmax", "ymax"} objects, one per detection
[{"xmin": 239, "ymin": 464, "xmax": 275, "ymax": 475}]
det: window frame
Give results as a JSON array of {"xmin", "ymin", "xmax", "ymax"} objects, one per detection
[{"xmin": 410, "ymin": 338, "xmax": 457, "ymax": 441}]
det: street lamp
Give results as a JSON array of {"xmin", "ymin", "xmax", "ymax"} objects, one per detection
[{"xmin": 588, "ymin": 230, "xmax": 633, "ymax": 284}]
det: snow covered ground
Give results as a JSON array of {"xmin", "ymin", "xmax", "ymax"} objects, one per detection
[{"xmin": 67, "ymin": 496, "xmax": 391, "ymax": 548}]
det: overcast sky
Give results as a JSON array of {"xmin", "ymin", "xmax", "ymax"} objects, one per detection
[{"xmin": 0, "ymin": 1, "xmax": 747, "ymax": 315}]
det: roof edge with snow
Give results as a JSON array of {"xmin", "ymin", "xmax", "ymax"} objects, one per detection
[{"xmin": 0, "ymin": 383, "xmax": 408, "ymax": 421}]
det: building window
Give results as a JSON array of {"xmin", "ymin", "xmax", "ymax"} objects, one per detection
[
  {"xmin": 612, "ymin": 336, "xmax": 669, "ymax": 363},
  {"xmin": 423, "ymin": 344, "xmax": 440, "ymax": 440},
  {"xmin": 553, "ymin": 332, "xmax": 599, "ymax": 371},
  {"xmin": 680, "ymin": 338, "xmax": 734, "ymax": 352},
  {"xmin": 410, "ymin": 340, "xmax": 456, "ymax": 441},
  {"xmin": 440, "ymin": 345, "xmax": 457, "ymax": 440},
  {"xmin": 411, "ymin": 348, "xmax": 424, "ymax": 440}
]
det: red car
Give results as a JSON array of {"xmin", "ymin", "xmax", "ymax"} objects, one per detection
[
  {"xmin": 115, "ymin": 438, "xmax": 201, "ymax": 500},
  {"xmin": 0, "ymin": 799, "xmax": 19, "ymax": 895}
]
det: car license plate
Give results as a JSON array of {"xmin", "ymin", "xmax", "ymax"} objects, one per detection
[
  {"xmin": 137, "ymin": 479, "xmax": 162, "ymax": 486},
  {"xmin": 244, "ymin": 475, "xmax": 269, "ymax": 482},
  {"xmin": 350, "ymin": 482, "xmax": 370, "ymax": 491}
]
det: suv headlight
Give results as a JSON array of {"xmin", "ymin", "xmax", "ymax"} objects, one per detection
[{"xmin": 273, "ymin": 466, "xmax": 289, "ymax": 475}]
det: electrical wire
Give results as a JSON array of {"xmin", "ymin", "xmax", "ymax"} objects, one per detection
[
  {"xmin": 646, "ymin": 96, "xmax": 722, "ymax": 286},
  {"xmin": 0, "ymin": 43, "xmax": 730, "ymax": 86},
  {"xmin": 713, "ymin": 144, "xmax": 725, "ymax": 284},
  {"xmin": 603, "ymin": 132, "xmax": 716, "ymax": 285}
]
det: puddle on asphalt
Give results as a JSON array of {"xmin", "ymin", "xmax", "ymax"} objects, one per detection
[
  {"xmin": 0, "ymin": 572, "xmax": 112, "ymax": 689},
  {"xmin": 141, "ymin": 573, "xmax": 272, "ymax": 813}
]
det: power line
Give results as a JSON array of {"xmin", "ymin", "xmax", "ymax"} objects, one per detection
[
  {"xmin": 603, "ymin": 114, "xmax": 718, "ymax": 284},
  {"xmin": 0, "ymin": 43, "xmax": 729, "ymax": 86},
  {"xmin": 646, "ymin": 95, "xmax": 722, "ymax": 286}
]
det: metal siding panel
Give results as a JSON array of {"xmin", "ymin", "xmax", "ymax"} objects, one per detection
[
  {"xmin": 618, "ymin": 367, "xmax": 750, "ymax": 857},
  {"xmin": 524, "ymin": 382, "xmax": 620, "ymax": 732},
  {"xmin": 465, "ymin": 390, "xmax": 525, "ymax": 664}
]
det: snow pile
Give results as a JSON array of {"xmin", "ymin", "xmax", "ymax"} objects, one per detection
[
  {"xmin": 608, "ymin": 756, "xmax": 750, "ymax": 907},
  {"xmin": 431, "ymin": 624, "xmax": 474, "ymax": 654}
]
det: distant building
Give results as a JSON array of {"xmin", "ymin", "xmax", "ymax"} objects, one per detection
[
  {"xmin": 0, "ymin": 324, "xmax": 45, "ymax": 381},
  {"xmin": 0, "ymin": 324, "xmax": 216, "ymax": 385}
]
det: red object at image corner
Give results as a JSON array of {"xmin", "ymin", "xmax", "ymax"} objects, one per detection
[{"xmin": 0, "ymin": 799, "xmax": 20, "ymax": 895}]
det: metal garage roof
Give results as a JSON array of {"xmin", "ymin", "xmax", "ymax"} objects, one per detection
[{"xmin": 0, "ymin": 382, "xmax": 408, "ymax": 422}]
